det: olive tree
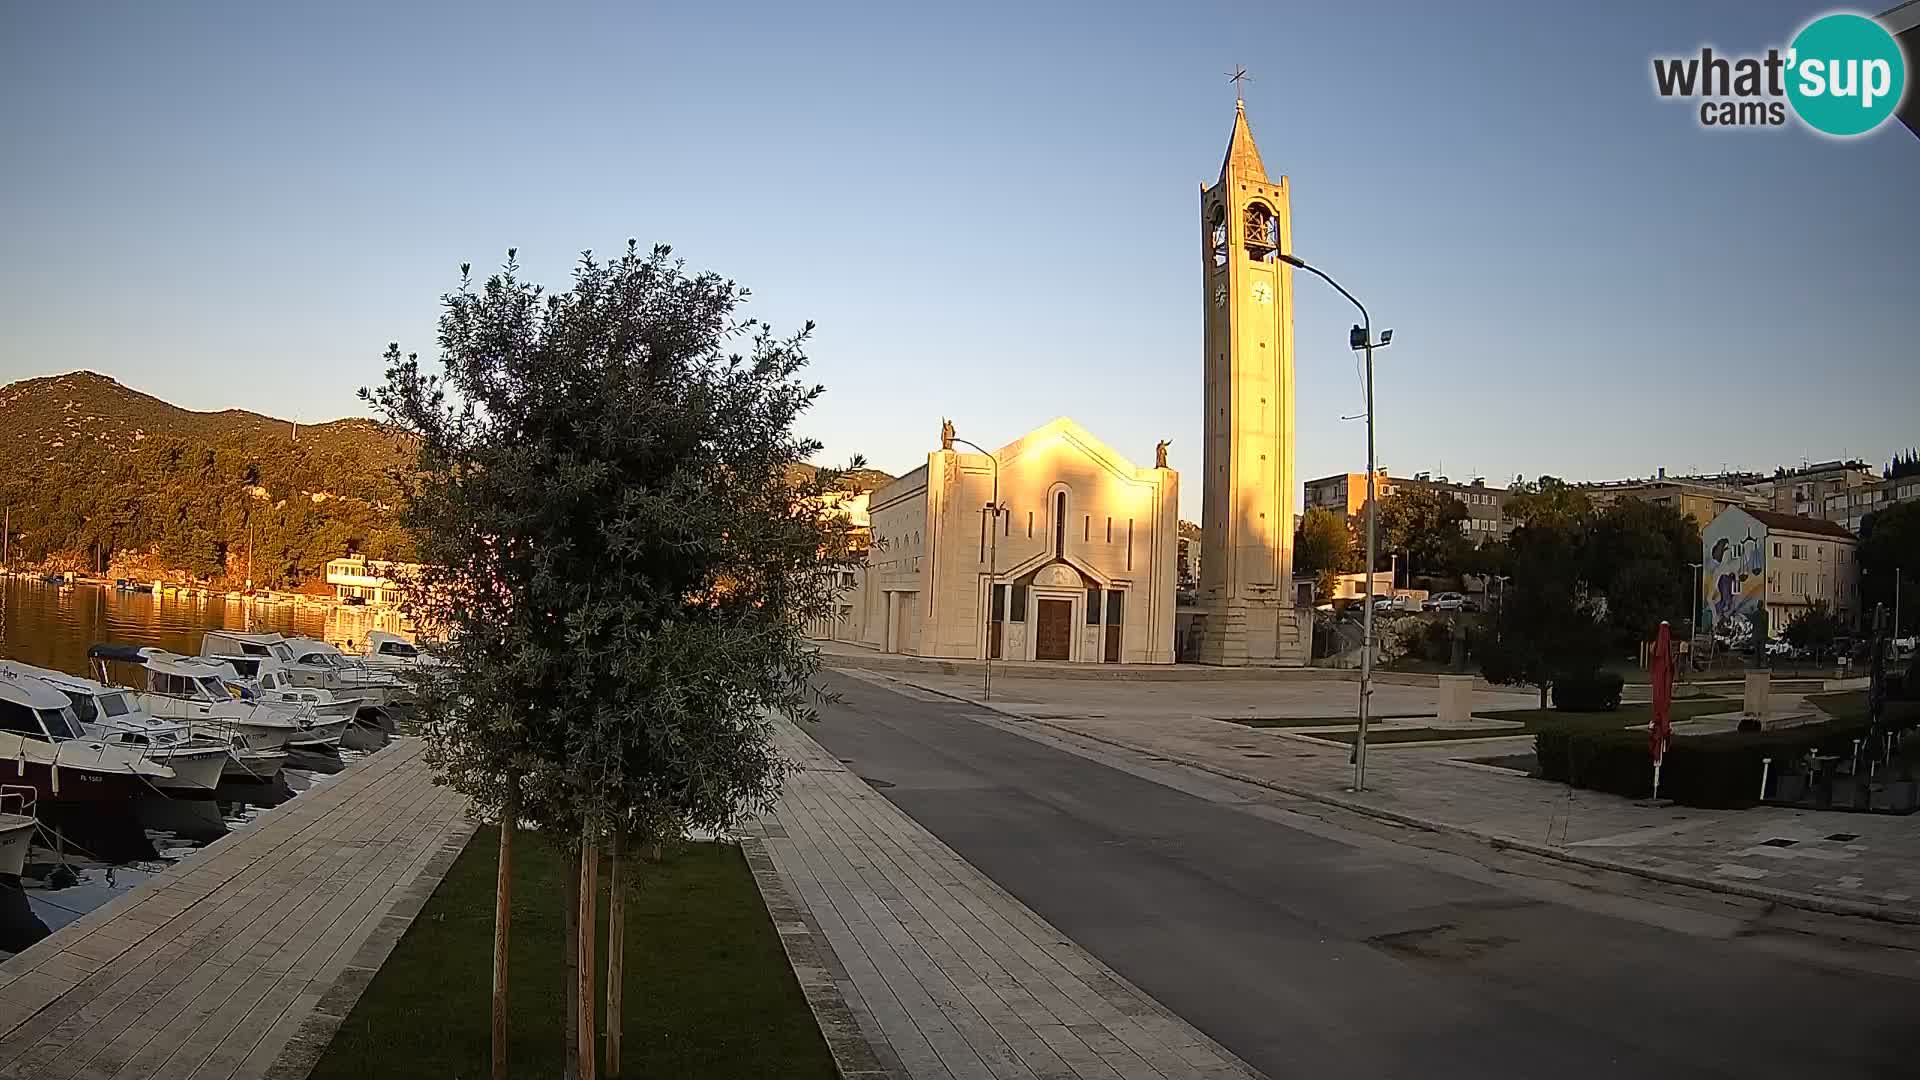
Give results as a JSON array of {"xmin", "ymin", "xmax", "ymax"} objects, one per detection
[{"xmin": 366, "ymin": 242, "xmax": 861, "ymax": 1079}]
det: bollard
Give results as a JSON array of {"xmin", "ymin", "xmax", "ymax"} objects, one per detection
[{"xmin": 1759, "ymin": 757, "xmax": 1772, "ymax": 801}]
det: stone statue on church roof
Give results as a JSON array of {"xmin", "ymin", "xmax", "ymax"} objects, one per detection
[
  {"xmin": 940, "ymin": 418, "xmax": 955, "ymax": 451},
  {"xmin": 1156, "ymin": 439, "xmax": 1171, "ymax": 469}
]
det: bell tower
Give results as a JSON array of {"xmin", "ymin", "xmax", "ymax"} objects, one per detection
[{"xmin": 1193, "ymin": 98, "xmax": 1305, "ymax": 666}]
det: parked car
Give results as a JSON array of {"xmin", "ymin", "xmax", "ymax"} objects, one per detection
[
  {"xmin": 1371, "ymin": 596, "xmax": 1413, "ymax": 615},
  {"xmin": 1424, "ymin": 592, "xmax": 1470, "ymax": 612}
]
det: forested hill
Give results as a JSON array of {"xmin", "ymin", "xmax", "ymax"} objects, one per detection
[{"xmin": 0, "ymin": 371, "xmax": 414, "ymax": 585}]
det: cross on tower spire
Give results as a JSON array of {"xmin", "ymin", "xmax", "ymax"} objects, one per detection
[{"xmin": 1225, "ymin": 65, "xmax": 1250, "ymax": 106}]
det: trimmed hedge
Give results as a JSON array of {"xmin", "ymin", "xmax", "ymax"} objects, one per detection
[
  {"xmin": 1550, "ymin": 669, "xmax": 1624, "ymax": 711},
  {"xmin": 1536, "ymin": 720, "xmax": 1872, "ymax": 808}
]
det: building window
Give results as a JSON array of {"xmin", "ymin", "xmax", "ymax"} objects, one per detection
[
  {"xmin": 1084, "ymin": 515, "xmax": 1091, "ymax": 542},
  {"xmin": 1773, "ymin": 542, "xmax": 1780, "ymax": 557},
  {"xmin": 1027, "ymin": 511, "xmax": 1033, "ymax": 538},
  {"xmin": 1054, "ymin": 492, "xmax": 1067, "ymax": 558},
  {"xmin": 1086, "ymin": 588, "xmax": 1102, "ymax": 625},
  {"xmin": 1010, "ymin": 584, "xmax": 1028, "ymax": 623}
]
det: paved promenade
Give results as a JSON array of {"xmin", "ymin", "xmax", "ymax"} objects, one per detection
[
  {"xmin": 751, "ymin": 721, "xmax": 1260, "ymax": 1080},
  {"xmin": 0, "ymin": 739, "xmax": 471, "ymax": 1080},
  {"xmin": 842, "ymin": 667, "xmax": 1920, "ymax": 924}
]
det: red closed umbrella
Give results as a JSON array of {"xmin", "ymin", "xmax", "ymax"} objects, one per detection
[{"xmin": 1649, "ymin": 621, "xmax": 1674, "ymax": 799}]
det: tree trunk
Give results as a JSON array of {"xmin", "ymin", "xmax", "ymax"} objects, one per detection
[
  {"xmin": 578, "ymin": 837, "xmax": 600, "ymax": 1080},
  {"xmin": 491, "ymin": 778, "xmax": 519, "ymax": 1080},
  {"xmin": 605, "ymin": 831, "xmax": 624, "ymax": 1077},
  {"xmin": 564, "ymin": 848, "xmax": 580, "ymax": 1080}
]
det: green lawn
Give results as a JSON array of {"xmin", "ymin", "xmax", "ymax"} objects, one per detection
[
  {"xmin": 1808, "ymin": 690, "xmax": 1920, "ymax": 728},
  {"xmin": 1310, "ymin": 698, "xmax": 1733, "ymax": 746},
  {"xmin": 308, "ymin": 829, "xmax": 837, "ymax": 1080}
]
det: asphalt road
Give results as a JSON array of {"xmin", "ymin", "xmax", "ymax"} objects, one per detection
[{"xmin": 805, "ymin": 671, "xmax": 1920, "ymax": 1080}]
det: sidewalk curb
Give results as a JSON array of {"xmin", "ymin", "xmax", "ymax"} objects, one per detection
[
  {"xmin": 741, "ymin": 831, "xmax": 897, "ymax": 1079},
  {"xmin": 820, "ymin": 655, "xmax": 1483, "ymax": 689},
  {"xmin": 1049, "ymin": 724, "xmax": 1920, "ymax": 928},
  {"xmin": 862, "ymin": 670, "xmax": 1920, "ymax": 929}
]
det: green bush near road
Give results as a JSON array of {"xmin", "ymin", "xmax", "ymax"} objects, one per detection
[
  {"xmin": 1550, "ymin": 669, "xmax": 1624, "ymax": 711},
  {"xmin": 1536, "ymin": 698, "xmax": 1920, "ymax": 809}
]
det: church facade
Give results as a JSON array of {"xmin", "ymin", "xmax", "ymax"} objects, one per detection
[
  {"xmin": 844, "ymin": 418, "xmax": 1180, "ymax": 664},
  {"xmin": 824, "ymin": 97, "xmax": 1305, "ymax": 666}
]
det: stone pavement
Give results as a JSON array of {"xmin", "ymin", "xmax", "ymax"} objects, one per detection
[
  {"xmin": 838, "ymin": 667, "xmax": 1920, "ymax": 925},
  {"xmin": 0, "ymin": 738, "xmax": 472, "ymax": 1080},
  {"xmin": 748, "ymin": 720, "xmax": 1261, "ymax": 1080}
]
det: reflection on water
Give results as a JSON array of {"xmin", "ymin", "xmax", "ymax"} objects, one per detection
[{"xmin": 0, "ymin": 577, "xmax": 412, "ymax": 675}]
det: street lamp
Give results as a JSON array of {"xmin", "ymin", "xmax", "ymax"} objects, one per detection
[
  {"xmin": 950, "ymin": 434, "xmax": 1001, "ymax": 701},
  {"xmin": 1279, "ymin": 252, "xmax": 1391, "ymax": 792}
]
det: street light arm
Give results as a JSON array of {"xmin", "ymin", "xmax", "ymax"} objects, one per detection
[{"xmin": 1279, "ymin": 253, "xmax": 1370, "ymax": 337}]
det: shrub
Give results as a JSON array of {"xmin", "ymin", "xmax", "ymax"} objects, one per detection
[
  {"xmin": 1536, "ymin": 720, "xmax": 1872, "ymax": 808},
  {"xmin": 1550, "ymin": 669, "xmax": 1624, "ymax": 711}
]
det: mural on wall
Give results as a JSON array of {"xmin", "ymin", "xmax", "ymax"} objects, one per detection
[{"xmin": 1703, "ymin": 514, "xmax": 1765, "ymax": 639}]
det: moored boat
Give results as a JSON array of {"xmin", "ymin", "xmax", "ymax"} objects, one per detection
[
  {"xmin": 0, "ymin": 786, "xmax": 34, "ymax": 877},
  {"xmin": 0, "ymin": 673, "xmax": 175, "ymax": 802},
  {"xmin": 87, "ymin": 645, "xmax": 309, "ymax": 777},
  {"xmin": 0, "ymin": 660, "xmax": 230, "ymax": 793}
]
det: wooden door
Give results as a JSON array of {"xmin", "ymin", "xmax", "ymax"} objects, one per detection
[{"xmin": 1035, "ymin": 599, "xmax": 1072, "ymax": 661}]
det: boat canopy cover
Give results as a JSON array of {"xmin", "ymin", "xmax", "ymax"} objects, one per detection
[{"xmin": 87, "ymin": 643, "xmax": 150, "ymax": 663}]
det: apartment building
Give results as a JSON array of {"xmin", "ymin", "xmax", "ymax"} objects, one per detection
[
  {"xmin": 1702, "ymin": 508, "xmax": 1857, "ymax": 638},
  {"xmin": 1824, "ymin": 473, "xmax": 1920, "ymax": 533},
  {"xmin": 1586, "ymin": 473, "xmax": 1770, "ymax": 527},
  {"xmin": 1302, "ymin": 472, "xmax": 1508, "ymax": 543}
]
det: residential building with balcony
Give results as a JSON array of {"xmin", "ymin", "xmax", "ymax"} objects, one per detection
[
  {"xmin": 1824, "ymin": 474, "xmax": 1920, "ymax": 533},
  {"xmin": 323, "ymin": 556, "xmax": 422, "ymax": 607}
]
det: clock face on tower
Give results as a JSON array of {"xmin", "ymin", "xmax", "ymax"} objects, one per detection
[{"xmin": 1250, "ymin": 280, "xmax": 1273, "ymax": 304}]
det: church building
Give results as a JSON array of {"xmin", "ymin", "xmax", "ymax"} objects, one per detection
[
  {"xmin": 845, "ymin": 419, "xmax": 1180, "ymax": 664},
  {"xmin": 828, "ymin": 96, "xmax": 1306, "ymax": 666}
]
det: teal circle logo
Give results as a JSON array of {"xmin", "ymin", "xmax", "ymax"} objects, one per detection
[{"xmin": 1787, "ymin": 13, "xmax": 1907, "ymax": 136}]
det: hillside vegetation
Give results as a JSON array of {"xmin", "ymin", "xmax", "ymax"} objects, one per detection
[{"xmin": 0, "ymin": 371, "xmax": 414, "ymax": 585}]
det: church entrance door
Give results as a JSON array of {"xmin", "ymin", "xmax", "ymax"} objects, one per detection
[{"xmin": 1035, "ymin": 599, "xmax": 1072, "ymax": 661}]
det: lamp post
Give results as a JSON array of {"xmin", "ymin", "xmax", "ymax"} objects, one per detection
[
  {"xmin": 951, "ymin": 435, "xmax": 1000, "ymax": 701},
  {"xmin": 1688, "ymin": 561, "xmax": 1703, "ymax": 676},
  {"xmin": 1278, "ymin": 252, "xmax": 1390, "ymax": 791}
]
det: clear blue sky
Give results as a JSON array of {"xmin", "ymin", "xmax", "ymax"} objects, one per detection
[{"xmin": 3, "ymin": 1, "xmax": 1915, "ymax": 517}]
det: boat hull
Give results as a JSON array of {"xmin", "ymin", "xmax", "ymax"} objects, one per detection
[
  {"xmin": 150, "ymin": 746, "xmax": 230, "ymax": 792},
  {"xmin": 0, "ymin": 816, "xmax": 32, "ymax": 877},
  {"xmin": 287, "ymin": 718, "xmax": 348, "ymax": 749},
  {"xmin": 0, "ymin": 757, "xmax": 151, "ymax": 803},
  {"xmin": 222, "ymin": 748, "xmax": 289, "ymax": 782}
]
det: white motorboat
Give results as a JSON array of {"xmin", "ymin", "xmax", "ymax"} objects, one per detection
[
  {"xmin": 0, "ymin": 661, "xmax": 229, "ymax": 793},
  {"xmin": 0, "ymin": 786, "xmax": 35, "ymax": 877},
  {"xmin": 206, "ymin": 631, "xmax": 405, "ymax": 708},
  {"xmin": 212, "ymin": 656, "xmax": 363, "ymax": 722},
  {"xmin": 362, "ymin": 630, "xmax": 442, "ymax": 671},
  {"xmin": 87, "ymin": 644, "xmax": 312, "ymax": 771},
  {"xmin": 194, "ymin": 656, "xmax": 352, "ymax": 750},
  {"xmin": 0, "ymin": 673, "xmax": 177, "ymax": 802}
]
